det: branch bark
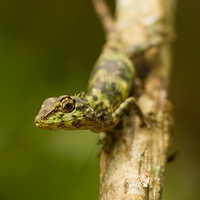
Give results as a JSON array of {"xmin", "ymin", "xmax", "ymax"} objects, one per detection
[{"xmin": 99, "ymin": 0, "xmax": 176, "ymax": 199}]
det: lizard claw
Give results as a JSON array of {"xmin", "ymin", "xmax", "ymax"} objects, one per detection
[
  {"xmin": 140, "ymin": 118, "xmax": 152, "ymax": 129},
  {"xmin": 140, "ymin": 113, "xmax": 162, "ymax": 129}
]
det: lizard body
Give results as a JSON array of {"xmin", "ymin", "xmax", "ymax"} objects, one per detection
[
  {"xmin": 34, "ymin": 0, "xmax": 159, "ymax": 132},
  {"xmin": 35, "ymin": 35, "xmax": 141, "ymax": 132}
]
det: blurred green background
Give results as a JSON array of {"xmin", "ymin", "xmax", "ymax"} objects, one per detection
[{"xmin": 0, "ymin": 0, "xmax": 199, "ymax": 199}]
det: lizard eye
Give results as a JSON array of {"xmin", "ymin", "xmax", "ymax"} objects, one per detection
[
  {"xmin": 61, "ymin": 98, "xmax": 75, "ymax": 113},
  {"xmin": 65, "ymin": 103, "xmax": 72, "ymax": 109}
]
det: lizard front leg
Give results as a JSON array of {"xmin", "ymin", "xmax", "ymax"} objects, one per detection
[{"xmin": 112, "ymin": 97, "xmax": 146, "ymax": 127}]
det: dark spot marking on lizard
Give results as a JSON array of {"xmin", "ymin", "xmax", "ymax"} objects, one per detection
[
  {"xmin": 94, "ymin": 101, "xmax": 104, "ymax": 110},
  {"xmin": 107, "ymin": 82, "xmax": 122, "ymax": 105},
  {"xmin": 90, "ymin": 60, "xmax": 119, "ymax": 78},
  {"xmin": 42, "ymin": 109, "xmax": 47, "ymax": 113},
  {"xmin": 120, "ymin": 60, "xmax": 133, "ymax": 74},
  {"xmin": 90, "ymin": 59, "xmax": 133, "ymax": 83},
  {"xmin": 91, "ymin": 80, "xmax": 107, "ymax": 93},
  {"xmin": 72, "ymin": 119, "xmax": 82, "ymax": 128},
  {"xmin": 118, "ymin": 72, "xmax": 130, "ymax": 82},
  {"xmin": 83, "ymin": 114, "xmax": 91, "ymax": 121},
  {"xmin": 57, "ymin": 114, "xmax": 64, "ymax": 119},
  {"xmin": 76, "ymin": 105, "xmax": 86, "ymax": 111},
  {"xmin": 103, "ymin": 106, "xmax": 108, "ymax": 112},
  {"xmin": 91, "ymin": 94, "xmax": 98, "ymax": 101}
]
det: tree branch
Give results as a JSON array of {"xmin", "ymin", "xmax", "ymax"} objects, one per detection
[{"xmin": 99, "ymin": 0, "xmax": 176, "ymax": 199}]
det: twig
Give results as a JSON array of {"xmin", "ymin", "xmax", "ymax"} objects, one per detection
[{"xmin": 92, "ymin": 0, "xmax": 115, "ymax": 33}]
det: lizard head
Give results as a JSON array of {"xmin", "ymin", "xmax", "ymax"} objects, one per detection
[{"xmin": 34, "ymin": 93, "xmax": 103, "ymax": 131}]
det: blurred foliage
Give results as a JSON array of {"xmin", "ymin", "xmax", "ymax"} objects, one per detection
[{"xmin": 0, "ymin": 0, "xmax": 199, "ymax": 200}]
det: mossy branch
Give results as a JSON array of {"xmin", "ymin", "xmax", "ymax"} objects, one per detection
[{"xmin": 99, "ymin": 0, "xmax": 176, "ymax": 199}]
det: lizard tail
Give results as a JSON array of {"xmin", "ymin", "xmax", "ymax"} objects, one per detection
[{"xmin": 92, "ymin": 0, "xmax": 115, "ymax": 34}]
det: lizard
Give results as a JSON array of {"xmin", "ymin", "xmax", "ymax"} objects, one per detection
[{"xmin": 34, "ymin": 0, "xmax": 162, "ymax": 133}]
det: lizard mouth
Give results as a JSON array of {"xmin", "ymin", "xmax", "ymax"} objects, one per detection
[
  {"xmin": 34, "ymin": 121, "xmax": 48, "ymax": 129},
  {"xmin": 34, "ymin": 120, "xmax": 62, "ymax": 130},
  {"xmin": 34, "ymin": 118, "xmax": 102, "ymax": 132}
]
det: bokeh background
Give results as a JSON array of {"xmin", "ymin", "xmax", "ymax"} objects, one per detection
[{"xmin": 0, "ymin": 0, "xmax": 199, "ymax": 199}]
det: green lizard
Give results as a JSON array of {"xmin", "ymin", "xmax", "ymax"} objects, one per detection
[{"xmin": 35, "ymin": 0, "xmax": 161, "ymax": 132}]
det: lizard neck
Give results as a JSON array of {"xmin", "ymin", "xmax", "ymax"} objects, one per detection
[{"xmin": 85, "ymin": 94, "xmax": 114, "ymax": 131}]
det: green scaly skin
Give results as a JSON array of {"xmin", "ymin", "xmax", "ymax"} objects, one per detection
[{"xmin": 35, "ymin": 35, "xmax": 146, "ymax": 132}]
